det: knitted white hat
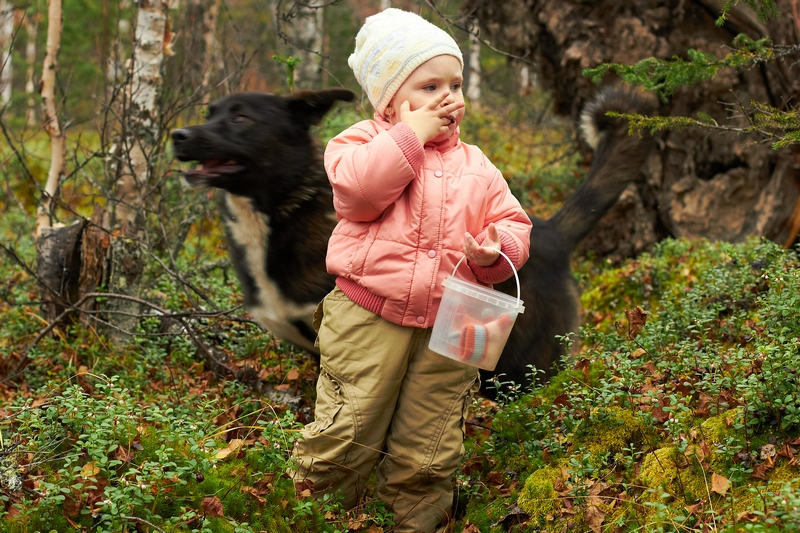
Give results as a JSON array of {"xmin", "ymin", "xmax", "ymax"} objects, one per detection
[{"xmin": 348, "ymin": 8, "xmax": 463, "ymax": 116}]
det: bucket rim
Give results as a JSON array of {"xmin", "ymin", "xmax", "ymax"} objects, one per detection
[
  {"xmin": 442, "ymin": 276, "xmax": 525, "ymax": 313},
  {"xmin": 451, "ymin": 250, "xmax": 522, "ymax": 308}
]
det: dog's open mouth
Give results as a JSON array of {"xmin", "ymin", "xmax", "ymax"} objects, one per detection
[{"xmin": 182, "ymin": 159, "xmax": 246, "ymax": 185}]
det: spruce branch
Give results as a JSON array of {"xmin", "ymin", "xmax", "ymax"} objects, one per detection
[{"xmin": 583, "ymin": 34, "xmax": 777, "ymax": 103}]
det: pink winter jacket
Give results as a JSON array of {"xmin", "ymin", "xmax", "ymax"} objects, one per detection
[{"xmin": 324, "ymin": 116, "xmax": 532, "ymax": 329}]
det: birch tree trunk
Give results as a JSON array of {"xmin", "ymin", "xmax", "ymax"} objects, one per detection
[
  {"xmin": 200, "ymin": 0, "xmax": 221, "ymax": 103},
  {"xmin": 465, "ymin": 16, "xmax": 481, "ymax": 106},
  {"xmin": 111, "ymin": 0, "xmax": 177, "ymax": 228},
  {"xmin": 281, "ymin": 0, "xmax": 323, "ymax": 89},
  {"xmin": 34, "ymin": 0, "xmax": 65, "ymax": 240},
  {"xmin": 0, "ymin": 0, "xmax": 13, "ymax": 105},
  {"xmin": 24, "ymin": 6, "xmax": 40, "ymax": 126},
  {"xmin": 101, "ymin": 0, "xmax": 178, "ymax": 335}
]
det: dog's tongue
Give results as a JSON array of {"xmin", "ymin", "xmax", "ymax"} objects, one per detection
[{"xmin": 187, "ymin": 159, "xmax": 245, "ymax": 177}]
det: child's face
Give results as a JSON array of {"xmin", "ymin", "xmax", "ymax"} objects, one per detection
[{"xmin": 388, "ymin": 55, "xmax": 465, "ymax": 143}]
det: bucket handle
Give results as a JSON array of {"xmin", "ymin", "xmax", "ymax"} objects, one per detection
[{"xmin": 451, "ymin": 250, "xmax": 522, "ymax": 309}]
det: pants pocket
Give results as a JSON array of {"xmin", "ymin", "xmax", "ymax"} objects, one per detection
[
  {"xmin": 312, "ymin": 299, "xmax": 324, "ymax": 348},
  {"xmin": 304, "ymin": 367, "xmax": 343, "ymax": 435},
  {"xmin": 460, "ymin": 375, "xmax": 481, "ymax": 444}
]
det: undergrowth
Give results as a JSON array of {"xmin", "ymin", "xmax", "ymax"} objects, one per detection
[{"xmin": 457, "ymin": 237, "xmax": 800, "ymax": 532}]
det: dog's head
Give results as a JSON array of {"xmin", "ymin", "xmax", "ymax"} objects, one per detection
[{"xmin": 171, "ymin": 89, "xmax": 355, "ymax": 195}]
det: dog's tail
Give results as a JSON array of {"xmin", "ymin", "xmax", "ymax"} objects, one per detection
[{"xmin": 548, "ymin": 85, "xmax": 656, "ymax": 249}]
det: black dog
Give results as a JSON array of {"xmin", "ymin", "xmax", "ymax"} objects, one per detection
[{"xmin": 172, "ymin": 86, "xmax": 654, "ymax": 396}]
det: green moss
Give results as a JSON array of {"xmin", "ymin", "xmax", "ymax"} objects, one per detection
[
  {"xmin": 517, "ymin": 466, "xmax": 562, "ymax": 525},
  {"xmin": 577, "ymin": 406, "xmax": 648, "ymax": 457},
  {"xmin": 462, "ymin": 494, "xmax": 520, "ymax": 533},
  {"xmin": 699, "ymin": 407, "xmax": 742, "ymax": 444}
]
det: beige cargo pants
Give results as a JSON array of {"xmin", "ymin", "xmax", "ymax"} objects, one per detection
[{"xmin": 291, "ymin": 287, "xmax": 479, "ymax": 533}]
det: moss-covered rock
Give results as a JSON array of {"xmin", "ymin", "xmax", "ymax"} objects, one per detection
[{"xmin": 517, "ymin": 466, "xmax": 562, "ymax": 525}]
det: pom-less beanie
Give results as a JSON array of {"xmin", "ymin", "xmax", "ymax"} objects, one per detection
[{"xmin": 348, "ymin": 8, "xmax": 464, "ymax": 116}]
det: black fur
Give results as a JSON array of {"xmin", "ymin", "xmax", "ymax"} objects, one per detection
[{"xmin": 172, "ymin": 86, "xmax": 655, "ymax": 396}]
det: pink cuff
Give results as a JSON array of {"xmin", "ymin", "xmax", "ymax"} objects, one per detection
[
  {"xmin": 388, "ymin": 123, "xmax": 425, "ymax": 172},
  {"xmin": 467, "ymin": 230, "xmax": 520, "ymax": 284}
]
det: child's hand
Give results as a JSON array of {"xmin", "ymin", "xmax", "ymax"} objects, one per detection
[
  {"xmin": 464, "ymin": 223, "xmax": 501, "ymax": 267},
  {"xmin": 398, "ymin": 92, "xmax": 464, "ymax": 144}
]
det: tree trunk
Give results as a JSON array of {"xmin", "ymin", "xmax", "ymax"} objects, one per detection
[
  {"xmin": 280, "ymin": 0, "xmax": 323, "ymax": 89},
  {"xmin": 0, "ymin": 0, "xmax": 14, "ymax": 105},
  {"xmin": 200, "ymin": 0, "xmax": 221, "ymax": 103},
  {"xmin": 465, "ymin": 16, "xmax": 481, "ymax": 106},
  {"xmin": 100, "ymin": 0, "xmax": 178, "ymax": 335},
  {"xmin": 24, "ymin": 6, "xmax": 40, "ymax": 126},
  {"xmin": 467, "ymin": 0, "xmax": 800, "ymax": 258},
  {"xmin": 34, "ymin": 0, "xmax": 65, "ymax": 240}
]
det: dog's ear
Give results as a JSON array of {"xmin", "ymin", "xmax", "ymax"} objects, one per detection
[{"xmin": 287, "ymin": 89, "xmax": 355, "ymax": 127}]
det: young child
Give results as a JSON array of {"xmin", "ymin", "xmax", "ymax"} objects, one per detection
[{"xmin": 292, "ymin": 8, "xmax": 532, "ymax": 532}]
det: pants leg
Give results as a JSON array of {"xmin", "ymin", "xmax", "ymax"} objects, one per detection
[
  {"xmin": 291, "ymin": 288, "xmax": 415, "ymax": 509},
  {"xmin": 376, "ymin": 328, "xmax": 480, "ymax": 533}
]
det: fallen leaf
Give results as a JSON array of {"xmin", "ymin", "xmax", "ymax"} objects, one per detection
[
  {"xmin": 625, "ymin": 306, "xmax": 648, "ymax": 338},
  {"xmin": 81, "ymin": 461, "xmax": 100, "ymax": 477},
  {"xmin": 286, "ymin": 368, "xmax": 300, "ymax": 381},
  {"xmin": 295, "ymin": 479, "xmax": 314, "ymax": 494},
  {"xmin": 630, "ymin": 348, "xmax": 647, "ymax": 359},
  {"xmin": 685, "ymin": 502, "xmax": 703, "ymax": 515},
  {"xmin": 241, "ymin": 485, "xmax": 266, "ymax": 505},
  {"xmin": 62, "ymin": 495, "xmax": 83, "ymax": 518},
  {"xmin": 750, "ymin": 463, "xmax": 769, "ymax": 480},
  {"xmin": 574, "ymin": 359, "xmax": 591, "ymax": 381},
  {"xmin": 485, "ymin": 471, "xmax": 504, "ymax": 485},
  {"xmin": 201, "ymin": 495, "xmax": 224, "ymax": 517},
  {"xmin": 585, "ymin": 504, "xmax": 606, "ymax": 533},
  {"xmin": 710, "ymin": 473, "xmax": 731, "ymax": 495},
  {"xmin": 461, "ymin": 523, "xmax": 481, "ymax": 533},
  {"xmin": 777, "ymin": 444, "xmax": 797, "ymax": 459},
  {"xmin": 760, "ymin": 444, "xmax": 776, "ymax": 460},
  {"xmin": 215, "ymin": 438, "xmax": 244, "ymax": 459},
  {"xmin": 736, "ymin": 510, "xmax": 760, "ymax": 522}
]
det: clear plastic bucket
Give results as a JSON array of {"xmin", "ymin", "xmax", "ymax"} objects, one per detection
[{"xmin": 428, "ymin": 251, "xmax": 524, "ymax": 370}]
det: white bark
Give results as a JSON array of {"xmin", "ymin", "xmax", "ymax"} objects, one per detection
[
  {"xmin": 466, "ymin": 17, "xmax": 481, "ymax": 105},
  {"xmin": 0, "ymin": 0, "xmax": 13, "ymax": 104},
  {"xmin": 24, "ymin": 8, "xmax": 39, "ymax": 126},
  {"xmin": 519, "ymin": 63, "xmax": 534, "ymax": 95},
  {"xmin": 200, "ymin": 0, "xmax": 221, "ymax": 102},
  {"xmin": 285, "ymin": 0, "xmax": 323, "ymax": 88},
  {"xmin": 113, "ymin": 0, "xmax": 178, "ymax": 227},
  {"xmin": 34, "ymin": 0, "xmax": 65, "ymax": 240}
]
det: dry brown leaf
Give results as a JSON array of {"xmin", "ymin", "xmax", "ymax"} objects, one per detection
[
  {"xmin": 751, "ymin": 462, "xmax": 769, "ymax": 480},
  {"xmin": 625, "ymin": 306, "xmax": 648, "ymax": 338},
  {"xmin": 241, "ymin": 485, "xmax": 266, "ymax": 505},
  {"xmin": 710, "ymin": 472, "xmax": 731, "ymax": 495},
  {"xmin": 760, "ymin": 444, "xmax": 776, "ymax": 460},
  {"xmin": 736, "ymin": 510, "xmax": 760, "ymax": 522},
  {"xmin": 485, "ymin": 471, "xmax": 504, "ymax": 485},
  {"xmin": 461, "ymin": 523, "xmax": 481, "ymax": 533},
  {"xmin": 585, "ymin": 504, "xmax": 606, "ymax": 533},
  {"xmin": 215, "ymin": 438, "xmax": 244, "ymax": 459},
  {"xmin": 80, "ymin": 461, "xmax": 100, "ymax": 477},
  {"xmin": 201, "ymin": 495, "xmax": 224, "ymax": 517},
  {"xmin": 630, "ymin": 348, "xmax": 647, "ymax": 359},
  {"xmin": 62, "ymin": 495, "xmax": 83, "ymax": 518},
  {"xmin": 286, "ymin": 368, "xmax": 300, "ymax": 381},
  {"xmin": 574, "ymin": 359, "xmax": 590, "ymax": 380},
  {"xmin": 685, "ymin": 502, "xmax": 703, "ymax": 515}
]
